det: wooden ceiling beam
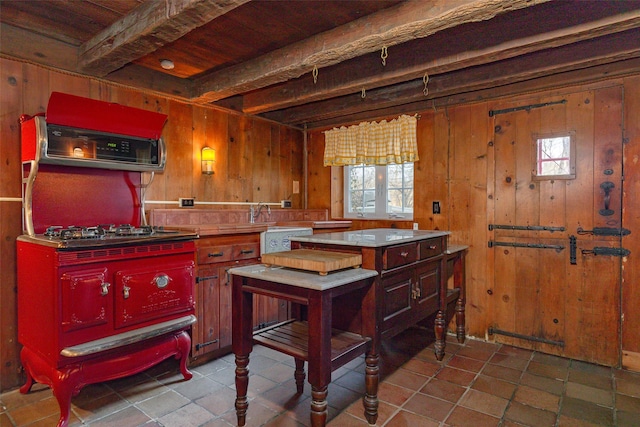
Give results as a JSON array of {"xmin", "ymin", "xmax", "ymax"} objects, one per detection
[
  {"xmin": 192, "ymin": 0, "xmax": 547, "ymax": 103},
  {"xmin": 241, "ymin": 7, "xmax": 640, "ymax": 114},
  {"xmin": 304, "ymin": 58, "xmax": 640, "ymax": 130},
  {"xmin": 266, "ymin": 31, "xmax": 640, "ymax": 126},
  {"xmin": 78, "ymin": 0, "xmax": 249, "ymax": 77}
]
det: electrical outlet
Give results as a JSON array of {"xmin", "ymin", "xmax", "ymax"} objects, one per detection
[
  {"xmin": 179, "ymin": 198, "xmax": 195, "ymax": 208},
  {"xmin": 281, "ymin": 200, "xmax": 292, "ymax": 208},
  {"xmin": 432, "ymin": 201, "xmax": 441, "ymax": 214},
  {"xmin": 413, "ymin": 223, "xmax": 419, "ymax": 230}
]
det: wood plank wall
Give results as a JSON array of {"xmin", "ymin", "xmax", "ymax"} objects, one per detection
[
  {"xmin": 0, "ymin": 58, "xmax": 304, "ymax": 391},
  {"xmin": 2, "ymin": 56, "xmax": 640, "ymax": 390},
  {"xmin": 308, "ymin": 76, "xmax": 640, "ymax": 370}
]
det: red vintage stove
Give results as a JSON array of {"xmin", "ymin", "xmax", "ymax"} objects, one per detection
[{"xmin": 17, "ymin": 93, "xmax": 198, "ymax": 427}]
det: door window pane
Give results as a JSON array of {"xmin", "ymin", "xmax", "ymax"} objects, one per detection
[{"xmin": 533, "ymin": 132, "xmax": 576, "ymax": 180}]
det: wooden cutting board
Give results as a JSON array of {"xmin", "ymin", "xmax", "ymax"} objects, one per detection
[{"xmin": 261, "ymin": 249, "xmax": 362, "ymax": 275}]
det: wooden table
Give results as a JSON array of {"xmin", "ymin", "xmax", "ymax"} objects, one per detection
[{"xmin": 230, "ymin": 264, "xmax": 379, "ymax": 427}]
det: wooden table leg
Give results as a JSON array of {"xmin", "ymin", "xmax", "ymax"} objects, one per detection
[
  {"xmin": 454, "ymin": 251, "xmax": 466, "ymax": 343},
  {"xmin": 232, "ymin": 277, "xmax": 254, "ymax": 427},
  {"xmin": 307, "ymin": 292, "xmax": 332, "ymax": 427},
  {"xmin": 363, "ymin": 352, "xmax": 379, "ymax": 425},
  {"xmin": 234, "ymin": 355, "xmax": 250, "ymax": 426},
  {"xmin": 294, "ymin": 358, "xmax": 306, "ymax": 394},
  {"xmin": 434, "ymin": 310, "xmax": 446, "ymax": 361}
]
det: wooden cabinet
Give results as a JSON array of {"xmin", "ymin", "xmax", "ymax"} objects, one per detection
[
  {"xmin": 192, "ymin": 234, "xmax": 288, "ymax": 359},
  {"xmin": 192, "ymin": 235, "xmax": 260, "ymax": 357},
  {"xmin": 378, "ymin": 237, "xmax": 445, "ymax": 338},
  {"xmin": 293, "ymin": 231, "xmax": 455, "ymax": 359}
]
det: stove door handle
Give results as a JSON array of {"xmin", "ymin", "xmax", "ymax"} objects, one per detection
[
  {"xmin": 101, "ymin": 282, "xmax": 111, "ymax": 296},
  {"xmin": 123, "ymin": 285, "xmax": 130, "ymax": 299},
  {"xmin": 155, "ymin": 274, "xmax": 170, "ymax": 289}
]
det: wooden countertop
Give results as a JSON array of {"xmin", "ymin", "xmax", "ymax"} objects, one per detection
[{"xmin": 166, "ymin": 221, "xmax": 352, "ymax": 237}]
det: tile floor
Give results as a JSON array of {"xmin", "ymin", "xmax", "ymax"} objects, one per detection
[{"xmin": 2, "ymin": 327, "xmax": 640, "ymax": 426}]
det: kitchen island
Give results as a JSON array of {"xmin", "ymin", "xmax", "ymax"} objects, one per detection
[{"xmin": 291, "ymin": 228, "xmax": 457, "ymax": 360}]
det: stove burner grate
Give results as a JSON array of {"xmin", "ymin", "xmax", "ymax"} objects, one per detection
[{"xmin": 44, "ymin": 224, "xmax": 160, "ymax": 240}]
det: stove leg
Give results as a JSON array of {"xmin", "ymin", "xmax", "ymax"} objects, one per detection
[{"xmin": 175, "ymin": 330, "xmax": 193, "ymax": 380}]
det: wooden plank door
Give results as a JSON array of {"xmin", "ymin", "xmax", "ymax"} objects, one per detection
[{"xmin": 488, "ymin": 86, "xmax": 624, "ymax": 366}]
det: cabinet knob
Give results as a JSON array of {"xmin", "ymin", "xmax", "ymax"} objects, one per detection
[
  {"xmin": 400, "ymin": 251, "xmax": 409, "ymax": 257},
  {"xmin": 428, "ymin": 245, "xmax": 437, "ymax": 250},
  {"xmin": 208, "ymin": 252, "xmax": 224, "ymax": 257}
]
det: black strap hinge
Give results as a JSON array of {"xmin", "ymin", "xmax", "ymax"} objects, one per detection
[
  {"xmin": 581, "ymin": 247, "xmax": 630, "ymax": 257},
  {"xmin": 577, "ymin": 227, "xmax": 630, "ymax": 237}
]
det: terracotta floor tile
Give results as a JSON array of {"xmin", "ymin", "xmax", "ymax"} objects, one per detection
[
  {"xmin": 513, "ymin": 384, "xmax": 560, "ymax": 412},
  {"xmin": 377, "ymin": 381, "xmax": 416, "ymax": 407},
  {"xmin": 84, "ymin": 405, "xmax": 154, "ymax": 427},
  {"xmin": 445, "ymin": 405, "xmax": 501, "ymax": 427},
  {"xmin": 617, "ymin": 410, "xmax": 640, "ymax": 427},
  {"xmin": 434, "ymin": 366, "xmax": 477, "ymax": 386},
  {"xmin": 616, "ymin": 392, "xmax": 640, "ymax": 413},
  {"xmin": 489, "ymin": 352, "xmax": 529, "ymax": 371},
  {"xmin": 383, "ymin": 367, "xmax": 430, "ymax": 391},
  {"xmin": 567, "ymin": 368, "xmax": 612, "ymax": 391},
  {"xmin": 471, "ymin": 374, "xmax": 517, "ymax": 399},
  {"xmin": 447, "ymin": 355, "xmax": 486, "ymax": 373},
  {"xmin": 481, "ymin": 363, "xmax": 523, "ymax": 383},
  {"xmin": 526, "ymin": 360, "xmax": 569, "ymax": 381},
  {"xmin": 400, "ymin": 357, "xmax": 440, "ymax": 377},
  {"xmin": 455, "ymin": 345, "xmax": 495, "ymax": 362},
  {"xmin": 497, "ymin": 345, "xmax": 534, "ymax": 360},
  {"xmin": 458, "ymin": 389, "xmax": 508, "ymax": 417},
  {"xmin": 565, "ymin": 381, "xmax": 613, "ymax": 407},
  {"xmin": 560, "ymin": 396, "xmax": 614, "ymax": 426},
  {"xmin": 5, "ymin": 341, "xmax": 640, "ymax": 427},
  {"xmin": 532, "ymin": 352, "xmax": 572, "ymax": 368},
  {"xmin": 402, "ymin": 392, "xmax": 454, "ymax": 421},
  {"xmin": 617, "ymin": 376, "xmax": 640, "ymax": 398},
  {"xmin": 420, "ymin": 378, "xmax": 466, "ymax": 403},
  {"xmin": 557, "ymin": 414, "xmax": 603, "ymax": 427},
  {"xmin": 156, "ymin": 402, "xmax": 216, "ymax": 427},
  {"xmin": 344, "ymin": 398, "xmax": 396, "ymax": 425},
  {"xmin": 520, "ymin": 372, "xmax": 565, "ymax": 395},
  {"xmin": 384, "ymin": 409, "xmax": 440, "ymax": 427},
  {"xmin": 505, "ymin": 401, "xmax": 558, "ymax": 427}
]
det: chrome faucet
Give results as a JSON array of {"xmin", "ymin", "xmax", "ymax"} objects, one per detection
[{"xmin": 250, "ymin": 202, "xmax": 271, "ymax": 223}]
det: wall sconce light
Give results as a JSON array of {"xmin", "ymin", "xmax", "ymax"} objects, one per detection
[{"xmin": 201, "ymin": 146, "xmax": 216, "ymax": 175}]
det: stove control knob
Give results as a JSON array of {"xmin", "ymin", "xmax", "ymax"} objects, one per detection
[
  {"xmin": 155, "ymin": 274, "xmax": 170, "ymax": 289},
  {"xmin": 101, "ymin": 282, "xmax": 111, "ymax": 296}
]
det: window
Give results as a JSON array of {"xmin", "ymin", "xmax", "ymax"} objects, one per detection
[
  {"xmin": 533, "ymin": 131, "xmax": 576, "ymax": 180},
  {"xmin": 344, "ymin": 162, "xmax": 414, "ymax": 219}
]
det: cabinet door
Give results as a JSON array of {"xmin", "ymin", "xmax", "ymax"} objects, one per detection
[
  {"xmin": 413, "ymin": 260, "xmax": 441, "ymax": 323},
  {"xmin": 60, "ymin": 268, "xmax": 111, "ymax": 333},
  {"xmin": 193, "ymin": 265, "xmax": 220, "ymax": 357},
  {"xmin": 380, "ymin": 268, "xmax": 414, "ymax": 336}
]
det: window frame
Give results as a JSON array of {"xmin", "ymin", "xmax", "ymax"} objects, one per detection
[
  {"xmin": 532, "ymin": 131, "xmax": 576, "ymax": 181},
  {"xmin": 343, "ymin": 162, "xmax": 414, "ymax": 220}
]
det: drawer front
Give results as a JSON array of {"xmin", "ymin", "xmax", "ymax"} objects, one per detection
[
  {"xmin": 233, "ymin": 242, "xmax": 260, "ymax": 261},
  {"xmin": 419, "ymin": 238, "xmax": 444, "ymax": 259},
  {"xmin": 383, "ymin": 243, "xmax": 417, "ymax": 269},
  {"xmin": 197, "ymin": 245, "xmax": 234, "ymax": 264}
]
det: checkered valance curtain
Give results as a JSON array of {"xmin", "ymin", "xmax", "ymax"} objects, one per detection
[{"xmin": 323, "ymin": 114, "xmax": 418, "ymax": 166}]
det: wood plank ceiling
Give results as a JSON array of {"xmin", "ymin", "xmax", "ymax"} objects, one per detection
[{"xmin": 2, "ymin": 0, "xmax": 640, "ymax": 129}]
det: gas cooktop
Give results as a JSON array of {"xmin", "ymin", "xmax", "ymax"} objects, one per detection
[{"xmin": 19, "ymin": 224, "xmax": 198, "ymax": 250}]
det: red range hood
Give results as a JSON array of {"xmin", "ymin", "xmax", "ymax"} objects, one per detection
[{"xmin": 46, "ymin": 92, "xmax": 167, "ymax": 140}]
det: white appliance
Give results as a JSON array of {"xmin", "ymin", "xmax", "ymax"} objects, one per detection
[{"xmin": 260, "ymin": 226, "xmax": 313, "ymax": 254}]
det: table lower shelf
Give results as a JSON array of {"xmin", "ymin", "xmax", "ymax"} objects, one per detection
[{"xmin": 253, "ymin": 320, "xmax": 371, "ymax": 369}]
